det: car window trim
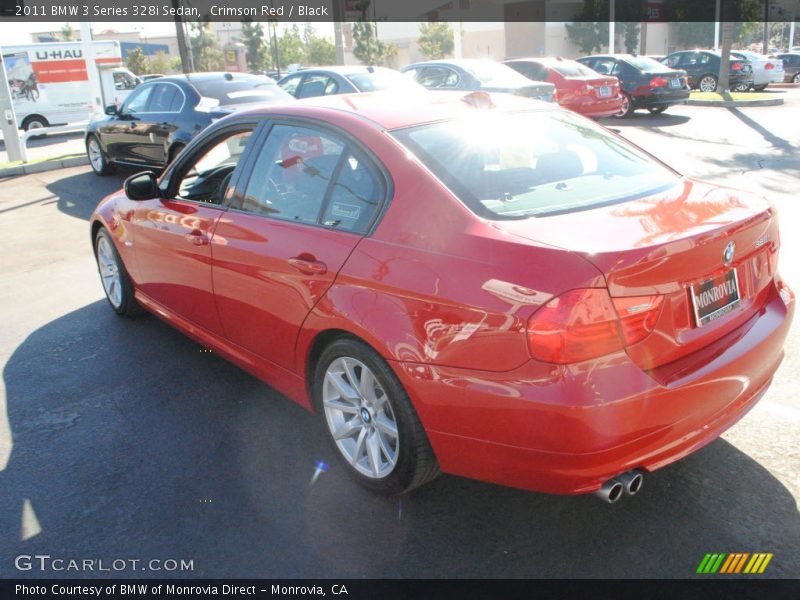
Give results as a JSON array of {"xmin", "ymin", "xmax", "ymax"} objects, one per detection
[
  {"xmin": 229, "ymin": 116, "xmax": 393, "ymax": 238},
  {"xmin": 140, "ymin": 81, "xmax": 187, "ymax": 115},
  {"xmin": 159, "ymin": 120, "xmax": 267, "ymax": 207}
]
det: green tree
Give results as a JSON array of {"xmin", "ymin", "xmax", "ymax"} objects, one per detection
[
  {"xmin": 269, "ymin": 24, "xmax": 305, "ymax": 68},
  {"xmin": 61, "ymin": 23, "xmax": 75, "ymax": 41},
  {"xmin": 148, "ymin": 51, "xmax": 172, "ymax": 75},
  {"xmin": 125, "ymin": 47, "xmax": 150, "ymax": 76},
  {"xmin": 620, "ymin": 22, "xmax": 640, "ymax": 53},
  {"xmin": 241, "ymin": 21, "xmax": 268, "ymax": 73},
  {"xmin": 307, "ymin": 36, "xmax": 337, "ymax": 65},
  {"xmin": 189, "ymin": 22, "xmax": 224, "ymax": 72},
  {"xmin": 417, "ymin": 22, "xmax": 454, "ymax": 60}
]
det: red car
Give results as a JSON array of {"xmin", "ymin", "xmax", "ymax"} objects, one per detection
[
  {"xmin": 505, "ymin": 57, "xmax": 624, "ymax": 118},
  {"xmin": 91, "ymin": 91, "xmax": 793, "ymax": 503}
]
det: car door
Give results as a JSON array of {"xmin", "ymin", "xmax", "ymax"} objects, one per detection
[
  {"xmin": 138, "ymin": 81, "xmax": 186, "ymax": 166},
  {"xmin": 130, "ymin": 123, "xmax": 260, "ymax": 334},
  {"xmin": 211, "ymin": 121, "xmax": 387, "ymax": 371},
  {"xmin": 97, "ymin": 83, "xmax": 155, "ymax": 164}
]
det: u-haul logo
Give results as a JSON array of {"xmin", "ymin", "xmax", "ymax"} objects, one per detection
[{"xmin": 35, "ymin": 49, "xmax": 83, "ymax": 61}]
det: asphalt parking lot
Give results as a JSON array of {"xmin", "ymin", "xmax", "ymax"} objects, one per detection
[{"xmin": 1, "ymin": 91, "xmax": 798, "ymax": 579}]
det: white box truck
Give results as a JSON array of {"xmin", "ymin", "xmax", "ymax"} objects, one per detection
[{"xmin": 1, "ymin": 40, "xmax": 141, "ymax": 131}]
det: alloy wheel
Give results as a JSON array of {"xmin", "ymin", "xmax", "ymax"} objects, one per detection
[
  {"xmin": 616, "ymin": 94, "xmax": 630, "ymax": 117},
  {"xmin": 88, "ymin": 138, "xmax": 104, "ymax": 172},
  {"xmin": 96, "ymin": 235, "xmax": 122, "ymax": 308},
  {"xmin": 699, "ymin": 76, "xmax": 717, "ymax": 92},
  {"xmin": 322, "ymin": 356, "xmax": 399, "ymax": 479}
]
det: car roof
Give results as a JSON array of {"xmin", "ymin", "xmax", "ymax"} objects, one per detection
[
  {"xmin": 232, "ymin": 90, "xmax": 554, "ymax": 131},
  {"xmin": 291, "ymin": 66, "xmax": 395, "ymax": 76},
  {"xmin": 158, "ymin": 72, "xmax": 271, "ymax": 84}
]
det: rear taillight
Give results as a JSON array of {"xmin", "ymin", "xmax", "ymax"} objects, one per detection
[
  {"xmin": 649, "ymin": 76, "xmax": 668, "ymax": 88},
  {"xmin": 526, "ymin": 289, "xmax": 663, "ymax": 364},
  {"xmin": 765, "ymin": 63, "xmax": 774, "ymax": 70},
  {"xmin": 732, "ymin": 62, "xmax": 743, "ymax": 71}
]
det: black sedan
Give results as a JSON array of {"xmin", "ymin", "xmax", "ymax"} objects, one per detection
[
  {"xmin": 577, "ymin": 54, "xmax": 689, "ymax": 117},
  {"xmin": 401, "ymin": 59, "xmax": 556, "ymax": 102},
  {"xmin": 660, "ymin": 50, "xmax": 754, "ymax": 92},
  {"xmin": 85, "ymin": 72, "xmax": 293, "ymax": 175},
  {"xmin": 278, "ymin": 65, "xmax": 425, "ymax": 98}
]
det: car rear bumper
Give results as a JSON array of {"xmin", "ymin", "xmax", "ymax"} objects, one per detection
[
  {"xmin": 562, "ymin": 95, "xmax": 624, "ymax": 117},
  {"xmin": 395, "ymin": 280, "xmax": 793, "ymax": 495},
  {"xmin": 631, "ymin": 88, "xmax": 690, "ymax": 108}
]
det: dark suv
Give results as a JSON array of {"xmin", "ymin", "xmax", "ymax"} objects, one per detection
[
  {"xmin": 576, "ymin": 54, "xmax": 689, "ymax": 117},
  {"xmin": 776, "ymin": 53, "xmax": 800, "ymax": 84},
  {"xmin": 660, "ymin": 51, "xmax": 754, "ymax": 92}
]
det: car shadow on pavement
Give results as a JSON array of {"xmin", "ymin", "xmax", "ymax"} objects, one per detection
[
  {"xmin": 45, "ymin": 170, "xmax": 127, "ymax": 221},
  {"xmin": 1, "ymin": 301, "xmax": 798, "ymax": 578},
  {"xmin": 600, "ymin": 113, "xmax": 691, "ymax": 128}
]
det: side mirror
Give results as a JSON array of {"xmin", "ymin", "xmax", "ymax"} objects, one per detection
[
  {"xmin": 124, "ymin": 171, "xmax": 159, "ymax": 201},
  {"xmin": 105, "ymin": 104, "xmax": 119, "ymax": 116}
]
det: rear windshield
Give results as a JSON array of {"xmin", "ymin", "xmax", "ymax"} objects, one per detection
[
  {"xmin": 624, "ymin": 56, "xmax": 671, "ymax": 71},
  {"xmin": 391, "ymin": 110, "xmax": 678, "ymax": 219},
  {"xmin": 551, "ymin": 61, "xmax": 597, "ymax": 77},
  {"xmin": 191, "ymin": 77, "xmax": 290, "ymax": 105}
]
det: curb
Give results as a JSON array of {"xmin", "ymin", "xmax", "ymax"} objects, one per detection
[
  {"xmin": 687, "ymin": 97, "xmax": 784, "ymax": 107},
  {"xmin": 0, "ymin": 155, "xmax": 88, "ymax": 178}
]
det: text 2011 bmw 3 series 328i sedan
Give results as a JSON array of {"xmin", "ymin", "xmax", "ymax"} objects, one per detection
[{"xmin": 90, "ymin": 90, "xmax": 793, "ymax": 502}]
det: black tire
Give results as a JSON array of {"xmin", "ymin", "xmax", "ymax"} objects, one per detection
[
  {"xmin": 94, "ymin": 228, "xmax": 144, "ymax": 317},
  {"xmin": 22, "ymin": 114, "xmax": 48, "ymax": 131},
  {"xmin": 86, "ymin": 134, "xmax": 116, "ymax": 176},
  {"xmin": 753, "ymin": 84, "xmax": 768, "ymax": 91},
  {"xmin": 313, "ymin": 337, "xmax": 440, "ymax": 495},
  {"xmin": 648, "ymin": 106, "xmax": 667, "ymax": 115},
  {"xmin": 793, "ymin": 73, "xmax": 800, "ymax": 84},
  {"xmin": 615, "ymin": 93, "xmax": 634, "ymax": 118}
]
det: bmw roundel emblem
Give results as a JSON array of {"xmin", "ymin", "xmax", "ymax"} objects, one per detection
[{"xmin": 723, "ymin": 241, "xmax": 735, "ymax": 266}]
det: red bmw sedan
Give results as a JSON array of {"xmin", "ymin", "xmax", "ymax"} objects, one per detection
[
  {"xmin": 91, "ymin": 91, "xmax": 793, "ymax": 503},
  {"xmin": 505, "ymin": 56, "xmax": 624, "ymax": 118}
]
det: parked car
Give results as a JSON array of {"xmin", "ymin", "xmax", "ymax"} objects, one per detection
[
  {"xmin": 85, "ymin": 72, "xmax": 293, "ymax": 175},
  {"xmin": 577, "ymin": 54, "xmax": 689, "ymax": 116},
  {"xmin": 505, "ymin": 56, "xmax": 623, "ymax": 118},
  {"xmin": 776, "ymin": 53, "xmax": 800, "ymax": 83},
  {"xmin": 401, "ymin": 59, "xmax": 556, "ymax": 102},
  {"xmin": 140, "ymin": 74, "xmax": 165, "ymax": 82},
  {"xmin": 90, "ymin": 90, "xmax": 793, "ymax": 501},
  {"xmin": 660, "ymin": 50, "xmax": 754, "ymax": 92},
  {"xmin": 278, "ymin": 66, "xmax": 425, "ymax": 99},
  {"xmin": 731, "ymin": 50, "xmax": 784, "ymax": 90}
]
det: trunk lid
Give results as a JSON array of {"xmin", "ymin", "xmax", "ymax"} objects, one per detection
[
  {"xmin": 501, "ymin": 82, "xmax": 557, "ymax": 102},
  {"xmin": 495, "ymin": 178, "xmax": 780, "ymax": 368}
]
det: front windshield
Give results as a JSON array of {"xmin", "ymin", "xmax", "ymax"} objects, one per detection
[{"xmin": 391, "ymin": 110, "xmax": 678, "ymax": 219}]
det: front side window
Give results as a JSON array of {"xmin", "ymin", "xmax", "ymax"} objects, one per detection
[
  {"xmin": 297, "ymin": 75, "xmax": 335, "ymax": 98},
  {"xmin": 240, "ymin": 124, "xmax": 382, "ymax": 232},
  {"xmin": 148, "ymin": 83, "xmax": 183, "ymax": 113},
  {"xmin": 279, "ymin": 74, "xmax": 303, "ymax": 97},
  {"xmin": 175, "ymin": 129, "xmax": 254, "ymax": 204},
  {"xmin": 392, "ymin": 110, "xmax": 678, "ymax": 219},
  {"xmin": 417, "ymin": 67, "xmax": 460, "ymax": 88},
  {"xmin": 122, "ymin": 85, "xmax": 153, "ymax": 114}
]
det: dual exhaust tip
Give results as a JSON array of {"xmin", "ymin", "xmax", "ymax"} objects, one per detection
[{"xmin": 595, "ymin": 470, "xmax": 644, "ymax": 504}]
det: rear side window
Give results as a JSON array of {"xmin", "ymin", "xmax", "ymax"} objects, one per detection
[
  {"xmin": 392, "ymin": 110, "xmax": 677, "ymax": 219},
  {"xmin": 240, "ymin": 124, "xmax": 383, "ymax": 233}
]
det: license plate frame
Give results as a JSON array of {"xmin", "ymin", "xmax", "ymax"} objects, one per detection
[
  {"xmin": 598, "ymin": 85, "xmax": 612, "ymax": 97},
  {"xmin": 690, "ymin": 269, "xmax": 741, "ymax": 327},
  {"xmin": 669, "ymin": 78, "xmax": 681, "ymax": 88}
]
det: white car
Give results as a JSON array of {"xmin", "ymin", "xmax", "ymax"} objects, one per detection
[{"xmin": 732, "ymin": 50, "xmax": 785, "ymax": 90}]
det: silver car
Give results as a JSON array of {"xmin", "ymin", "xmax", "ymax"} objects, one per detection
[{"xmin": 732, "ymin": 50, "xmax": 785, "ymax": 90}]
